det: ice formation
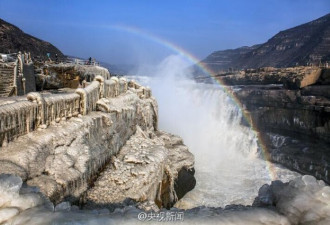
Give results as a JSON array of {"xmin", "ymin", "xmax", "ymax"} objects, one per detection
[
  {"xmin": 0, "ymin": 76, "xmax": 160, "ymax": 204},
  {"xmin": 0, "ymin": 100, "xmax": 38, "ymax": 147},
  {"xmin": 84, "ymin": 126, "xmax": 194, "ymax": 210},
  {"xmin": 0, "ymin": 174, "xmax": 329, "ymax": 224}
]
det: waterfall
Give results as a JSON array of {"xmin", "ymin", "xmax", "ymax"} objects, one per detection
[{"xmin": 133, "ymin": 55, "xmax": 300, "ymax": 208}]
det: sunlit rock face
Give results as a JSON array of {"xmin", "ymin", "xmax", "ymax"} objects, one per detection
[
  {"xmin": 218, "ymin": 67, "xmax": 323, "ymax": 89},
  {"xmin": 84, "ymin": 127, "xmax": 195, "ymax": 210},
  {"xmin": 35, "ymin": 64, "xmax": 111, "ymax": 90}
]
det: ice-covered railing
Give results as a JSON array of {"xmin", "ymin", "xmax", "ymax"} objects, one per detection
[
  {"xmin": 75, "ymin": 81, "xmax": 100, "ymax": 115},
  {"xmin": 99, "ymin": 76, "xmax": 128, "ymax": 98},
  {"xmin": 128, "ymin": 80, "xmax": 151, "ymax": 98},
  {"xmin": 119, "ymin": 77, "xmax": 128, "ymax": 94},
  {"xmin": 104, "ymin": 79, "xmax": 118, "ymax": 98},
  {"xmin": 0, "ymin": 101, "xmax": 38, "ymax": 147},
  {"xmin": 0, "ymin": 76, "xmax": 151, "ymax": 147},
  {"xmin": 27, "ymin": 92, "xmax": 80, "ymax": 127}
]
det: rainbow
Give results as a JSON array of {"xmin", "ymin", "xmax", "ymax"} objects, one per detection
[{"xmin": 104, "ymin": 24, "xmax": 278, "ymax": 180}]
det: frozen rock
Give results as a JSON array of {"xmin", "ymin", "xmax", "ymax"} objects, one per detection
[
  {"xmin": 254, "ymin": 175, "xmax": 330, "ymax": 225},
  {"xmin": 84, "ymin": 127, "xmax": 195, "ymax": 210},
  {"xmin": 0, "ymin": 174, "xmax": 22, "ymax": 194},
  {"xmin": 1, "ymin": 174, "xmax": 329, "ymax": 225},
  {"xmin": 0, "ymin": 86, "xmax": 158, "ymax": 204},
  {"xmin": 0, "ymin": 207, "xmax": 20, "ymax": 223},
  {"xmin": 55, "ymin": 201, "xmax": 71, "ymax": 212},
  {"xmin": 0, "ymin": 174, "xmax": 47, "ymax": 223},
  {"xmin": 10, "ymin": 193, "xmax": 43, "ymax": 210},
  {"xmin": 0, "ymin": 174, "xmax": 22, "ymax": 207}
]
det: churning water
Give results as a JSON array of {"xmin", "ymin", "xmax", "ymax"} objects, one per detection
[{"xmin": 132, "ymin": 55, "xmax": 300, "ymax": 209}]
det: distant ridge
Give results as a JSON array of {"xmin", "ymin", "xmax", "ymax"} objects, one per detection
[
  {"xmin": 197, "ymin": 13, "xmax": 330, "ymax": 74},
  {"xmin": 0, "ymin": 18, "xmax": 65, "ymax": 60},
  {"xmin": 197, "ymin": 44, "xmax": 261, "ymax": 74}
]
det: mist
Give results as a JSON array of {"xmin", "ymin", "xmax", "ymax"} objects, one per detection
[{"xmin": 130, "ymin": 55, "xmax": 300, "ymax": 208}]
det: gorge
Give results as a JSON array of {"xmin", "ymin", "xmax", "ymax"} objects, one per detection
[
  {"xmin": 0, "ymin": 57, "xmax": 329, "ymax": 225},
  {"xmin": 0, "ymin": 52, "xmax": 329, "ymax": 224},
  {"xmin": 0, "ymin": 11, "xmax": 330, "ymax": 225}
]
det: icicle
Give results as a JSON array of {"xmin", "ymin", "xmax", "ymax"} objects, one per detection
[
  {"xmin": 110, "ymin": 77, "xmax": 119, "ymax": 97},
  {"xmin": 104, "ymin": 79, "xmax": 117, "ymax": 98},
  {"xmin": 94, "ymin": 75, "xmax": 105, "ymax": 99},
  {"xmin": 27, "ymin": 92, "xmax": 45, "ymax": 127},
  {"xmin": 119, "ymin": 77, "xmax": 128, "ymax": 94},
  {"xmin": 0, "ymin": 100, "xmax": 38, "ymax": 147},
  {"xmin": 42, "ymin": 93, "xmax": 80, "ymax": 125}
]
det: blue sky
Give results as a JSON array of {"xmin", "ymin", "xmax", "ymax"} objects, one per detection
[{"xmin": 0, "ymin": 0, "xmax": 329, "ymax": 64}]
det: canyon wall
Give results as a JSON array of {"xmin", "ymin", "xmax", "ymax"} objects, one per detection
[
  {"xmin": 229, "ymin": 68, "xmax": 330, "ymax": 183},
  {"xmin": 195, "ymin": 66, "xmax": 330, "ymax": 183}
]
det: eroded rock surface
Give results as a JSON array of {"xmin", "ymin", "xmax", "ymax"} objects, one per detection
[
  {"xmin": 233, "ymin": 84, "xmax": 330, "ymax": 183},
  {"xmin": 198, "ymin": 67, "xmax": 324, "ymax": 89},
  {"xmin": 84, "ymin": 126, "xmax": 195, "ymax": 210}
]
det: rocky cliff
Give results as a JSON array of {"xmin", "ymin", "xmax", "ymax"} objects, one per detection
[
  {"xmin": 0, "ymin": 70, "xmax": 195, "ymax": 214},
  {"xmin": 195, "ymin": 13, "xmax": 330, "ymax": 74},
  {"xmin": 194, "ymin": 45, "xmax": 261, "ymax": 74},
  {"xmin": 0, "ymin": 18, "xmax": 65, "ymax": 60},
  {"xmin": 235, "ymin": 84, "xmax": 330, "ymax": 183},
  {"xmin": 197, "ymin": 67, "xmax": 330, "ymax": 184}
]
